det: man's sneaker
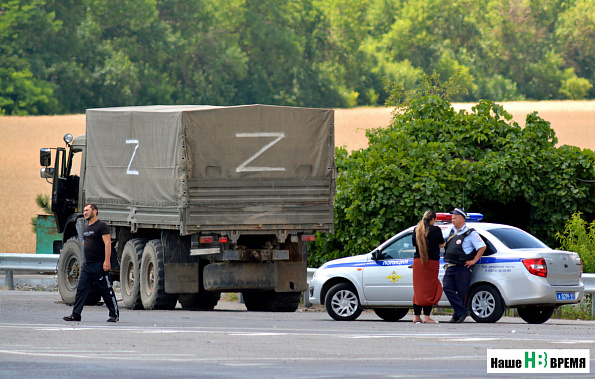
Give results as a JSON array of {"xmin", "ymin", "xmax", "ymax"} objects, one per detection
[
  {"xmin": 456, "ymin": 310, "xmax": 471, "ymax": 323},
  {"xmin": 107, "ymin": 317, "xmax": 119, "ymax": 323},
  {"xmin": 447, "ymin": 315, "xmax": 459, "ymax": 323},
  {"xmin": 63, "ymin": 315, "xmax": 81, "ymax": 322}
]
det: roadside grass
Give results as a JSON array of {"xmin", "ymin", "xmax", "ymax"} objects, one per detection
[{"xmin": 553, "ymin": 294, "xmax": 594, "ymax": 321}]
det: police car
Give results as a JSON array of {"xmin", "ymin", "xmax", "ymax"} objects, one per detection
[{"xmin": 308, "ymin": 213, "xmax": 585, "ymax": 323}]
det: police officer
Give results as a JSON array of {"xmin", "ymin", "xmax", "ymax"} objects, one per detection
[
  {"xmin": 63, "ymin": 204, "xmax": 119, "ymax": 322},
  {"xmin": 443, "ymin": 208, "xmax": 486, "ymax": 323}
]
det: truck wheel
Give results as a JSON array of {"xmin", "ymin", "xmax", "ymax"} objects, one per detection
[
  {"xmin": 57, "ymin": 238, "xmax": 82, "ymax": 305},
  {"xmin": 325, "ymin": 283, "xmax": 362, "ymax": 321},
  {"xmin": 517, "ymin": 306, "xmax": 555, "ymax": 324},
  {"xmin": 179, "ymin": 292, "xmax": 221, "ymax": 310},
  {"xmin": 373, "ymin": 308, "xmax": 409, "ymax": 321},
  {"xmin": 57, "ymin": 238, "xmax": 100, "ymax": 305},
  {"xmin": 242, "ymin": 291, "xmax": 301, "ymax": 312},
  {"xmin": 140, "ymin": 239, "xmax": 178, "ymax": 310},
  {"xmin": 468, "ymin": 284, "xmax": 504, "ymax": 323},
  {"xmin": 120, "ymin": 239, "xmax": 146, "ymax": 309}
]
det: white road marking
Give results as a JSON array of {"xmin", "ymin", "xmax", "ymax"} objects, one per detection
[{"xmin": 0, "ymin": 350, "xmax": 485, "ymax": 363}]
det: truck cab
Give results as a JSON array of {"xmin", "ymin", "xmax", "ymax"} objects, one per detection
[{"xmin": 40, "ymin": 133, "xmax": 86, "ymax": 239}]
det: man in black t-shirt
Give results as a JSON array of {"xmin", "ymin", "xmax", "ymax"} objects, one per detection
[{"xmin": 63, "ymin": 204, "xmax": 119, "ymax": 322}]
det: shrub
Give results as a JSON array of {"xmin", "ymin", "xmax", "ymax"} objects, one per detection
[{"xmin": 556, "ymin": 212, "xmax": 595, "ymax": 273}]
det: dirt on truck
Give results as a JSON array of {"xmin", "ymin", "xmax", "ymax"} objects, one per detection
[{"xmin": 41, "ymin": 104, "xmax": 335, "ymax": 312}]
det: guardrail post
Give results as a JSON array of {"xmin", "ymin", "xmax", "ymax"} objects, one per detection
[
  {"xmin": 304, "ymin": 291, "xmax": 311, "ymax": 308},
  {"xmin": 6, "ymin": 271, "xmax": 14, "ymax": 290}
]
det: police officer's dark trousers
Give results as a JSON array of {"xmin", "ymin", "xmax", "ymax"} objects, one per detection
[
  {"xmin": 442, "ymin": 265, "xmax": 471, "ymax": 317},
  {"xmin": 72, "ymin": 262, "xmax": 119, "ymax": 319}
]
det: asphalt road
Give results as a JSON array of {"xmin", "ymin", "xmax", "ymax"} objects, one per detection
[{"xmin": 1, "ymin": 290, "xmax": 594, "ymax": 378}]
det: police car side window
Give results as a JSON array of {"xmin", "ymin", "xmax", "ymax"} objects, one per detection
[
  {"xmin": 380, "ymin": 233, "xmax": 414, "ymax": 260},
  {"xmin": 480, "ymin": 235, "xmax": 497, "ymax": 256}
]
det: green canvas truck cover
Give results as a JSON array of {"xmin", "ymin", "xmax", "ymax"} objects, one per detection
[{"xmin": 85, "ymin": 104, "xmax": 334, "ymax": 235}]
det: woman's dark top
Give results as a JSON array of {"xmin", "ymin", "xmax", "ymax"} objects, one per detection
[{"xmin": 412, "ymin": 225, "xmax": 445, "ymax": 261}]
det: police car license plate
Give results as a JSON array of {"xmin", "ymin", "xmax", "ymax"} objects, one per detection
[{"xmin": 556, "ymin": 292, "xmax": 575, "ymax": 301}]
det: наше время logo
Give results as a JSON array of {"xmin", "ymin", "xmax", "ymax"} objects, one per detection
[{"xmin": 487, "ymin": 349, "xmax": 589, "ymax": 374}]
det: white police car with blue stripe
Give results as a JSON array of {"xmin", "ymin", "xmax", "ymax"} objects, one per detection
[{"xmin": 308, "ymin": 213, "xmax": 584, "ymax": 323}]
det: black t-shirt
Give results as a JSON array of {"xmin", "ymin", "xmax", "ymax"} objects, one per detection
[
  {"xmin": 83, "ymin": 220, "xmax": 110, "ymax": 263},
  {"xmin": 412, "ymin": 225, "xmax": 445, "ymax": 261}
]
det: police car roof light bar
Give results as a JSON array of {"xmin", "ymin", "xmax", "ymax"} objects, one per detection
[{"xmin": 436, "ymin": 212, "xmax": 483, "ymax": 222}]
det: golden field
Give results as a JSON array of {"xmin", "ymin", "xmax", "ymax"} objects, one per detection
[{"xmin": 1, "ymin": 101, "xmax": 594, "ymax": 253}]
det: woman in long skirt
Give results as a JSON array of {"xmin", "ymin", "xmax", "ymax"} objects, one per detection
[{"xmin": 411, "ymin": 210, "xmax": 445, "ymax": 323}]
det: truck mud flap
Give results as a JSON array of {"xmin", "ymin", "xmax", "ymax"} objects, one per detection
[
  {"xmin": 203, "ymin": 262, "xmax": 276, "ymax": 291},
  {"xmin": 274, "ymin": 261, "xmax": 307, "ymax": 292},
  {"xmin": 164, "ymin": 263, "xmax": 199, "ymax": 294}
]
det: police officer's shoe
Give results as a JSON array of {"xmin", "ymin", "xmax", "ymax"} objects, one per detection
[
  {"xmin": 456, "ymin": 310, "xmax": 471, "ymax": 323},
  {"xmin": 447, "ymin": 315, "xmax": 459, "ymax": 323}
]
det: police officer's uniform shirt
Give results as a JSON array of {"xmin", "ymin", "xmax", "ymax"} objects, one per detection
[{"xmin": 447, "ymin": 224, "xmax": 486, "ymax": 255}]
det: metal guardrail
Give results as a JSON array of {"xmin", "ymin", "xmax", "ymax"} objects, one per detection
[
  {"xmin": 582, "ymin": 273, "xmax": 595, "ymax": 316},
  {"xmin": 0, "ymin": 253, "xmax": 58, "ymax": 290}
]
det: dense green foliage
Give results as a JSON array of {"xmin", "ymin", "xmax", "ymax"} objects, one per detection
[
  {"xmin": 2, "ymin": 0, "xmax": 595, "ymax": 115},
  {"xmin": 557, "ymin": 212, "xmax": 595, "ymax": 273},
  {"xmin": 309, "ymin": 79, "xmax": 595, "ymax": 267}
]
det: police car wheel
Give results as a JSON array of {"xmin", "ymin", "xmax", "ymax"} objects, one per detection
[
  {"xmin": 517, "ymin": 305, "xmax": 555, "ymax": 324},
  {"xmin": 325, "ymin": 283, "xmax": 362, "ymax": 321},
  {"xmin": 468, "ymin": 284, "xmax": 504, "ymax": 323}
]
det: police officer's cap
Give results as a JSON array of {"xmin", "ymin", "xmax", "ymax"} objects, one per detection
[{"xmin": 451, "ymin": 208, "xmax": 467, "ymax": 218}]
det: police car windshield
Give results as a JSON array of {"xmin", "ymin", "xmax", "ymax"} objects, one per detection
[{"xmin": 488, "ymin": 228, "xmax": 549, "ymax": 249}]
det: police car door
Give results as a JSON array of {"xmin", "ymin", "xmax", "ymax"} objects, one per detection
[{"xmin": 362, "ymin": 232, "xmax": 415, "ymax": 305}]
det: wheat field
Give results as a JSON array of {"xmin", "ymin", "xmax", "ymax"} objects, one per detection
[{"xmin": 1, "ymin": 101, "xmax": 594, "ymax": 253}]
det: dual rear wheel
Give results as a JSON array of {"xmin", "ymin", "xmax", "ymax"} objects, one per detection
[{"xmin": 120, "ymin": 239, "xmax": 178, "ymax": 310}]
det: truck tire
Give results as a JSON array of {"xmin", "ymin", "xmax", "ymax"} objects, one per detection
[
  {"xmin": 57, "ymin": 238, "xmax": 101, "ymax": 305},
  {"xmin": 140, "ymin": 239, "xmax": 178, "ymax": 310},
  {"xmin": 242, "ymin": 291, "xmax": 301, "ymax": 312},
  {"xmin": 120, "ymin": 239, "xmax": 146, "ymax": 309},
  {"xmin": 179, "ymin": 292, "xmax": 221, "ymax": 310},
  {"xmin": 57, "ymin": 238, "xmax": 82, "ymax": 305}
]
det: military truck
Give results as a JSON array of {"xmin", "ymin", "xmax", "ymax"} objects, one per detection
[{"xmin": 40, "ymin": 105, "xmax": 335, "ymax": 311}]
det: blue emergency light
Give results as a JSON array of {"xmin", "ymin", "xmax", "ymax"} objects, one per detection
[{"xmin": 466, "ymin": 213, "xmax": 484, "ymax": 222}]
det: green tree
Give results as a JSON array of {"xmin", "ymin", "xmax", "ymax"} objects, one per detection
[
  {"xmin": 556, "ymin": 0, "xmax": 595, "ymax": 98},
  {"xmin": 0, "ymin": 0, "xmax": 60, "ymax": 114}
]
